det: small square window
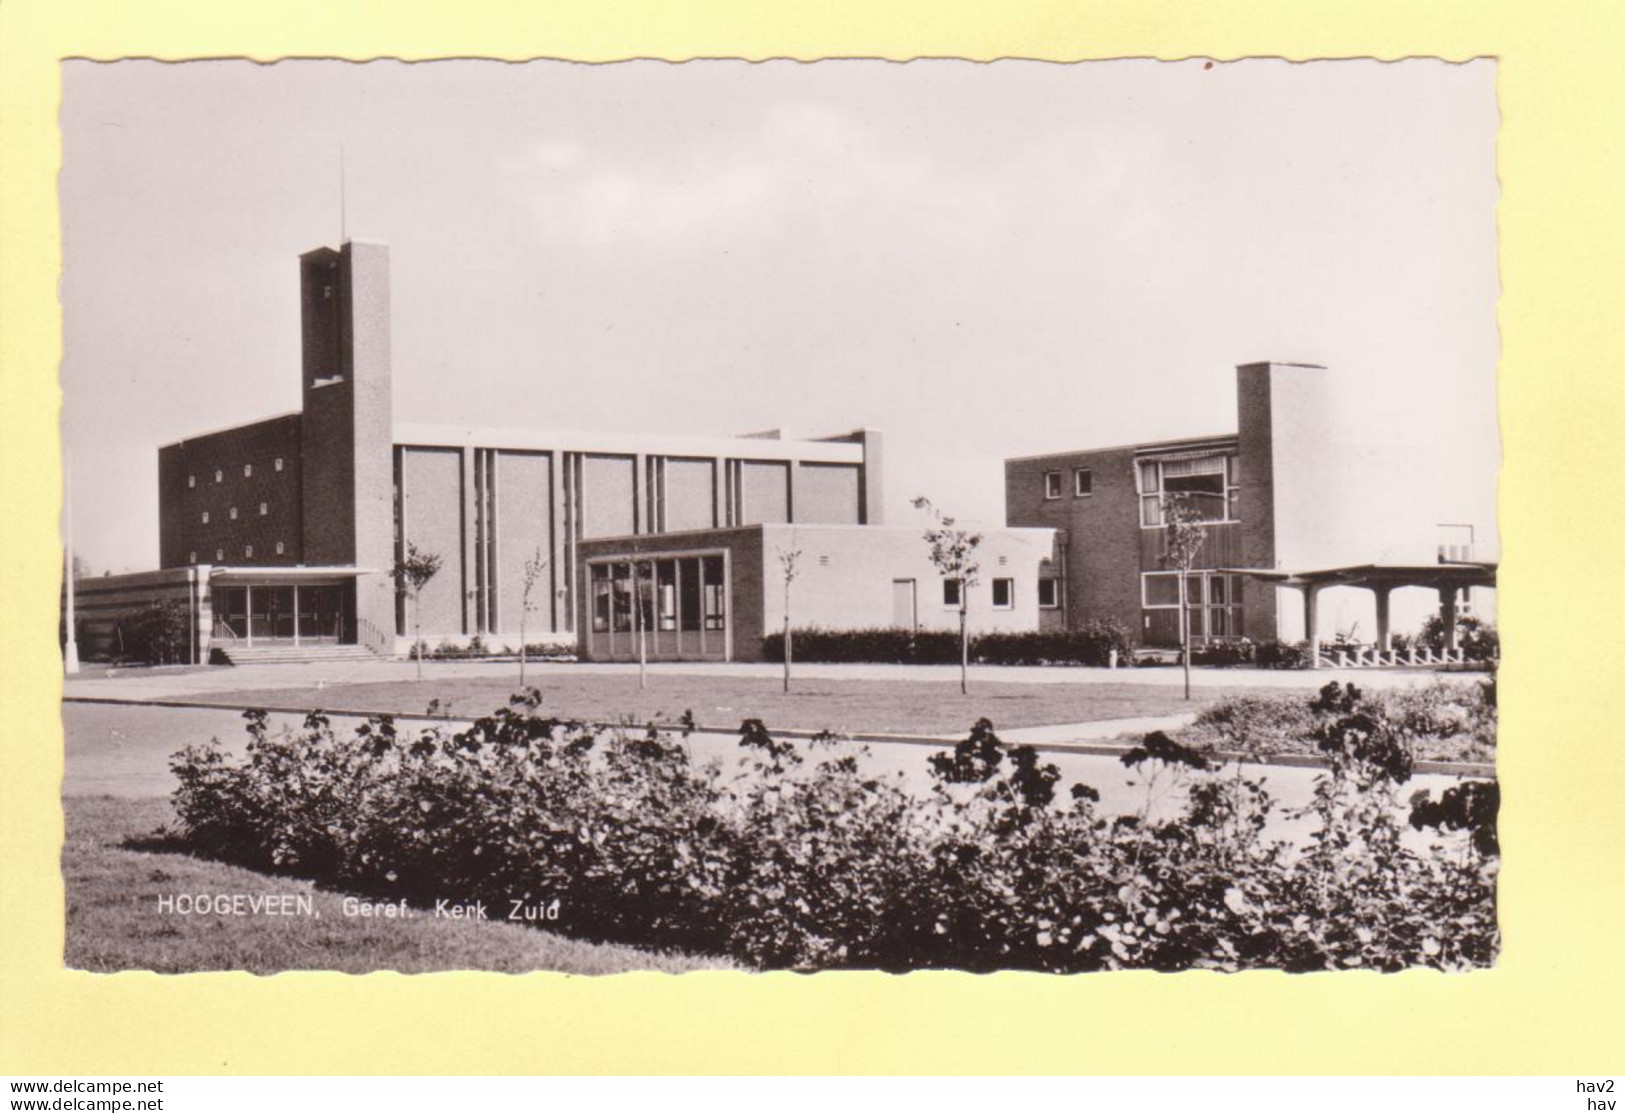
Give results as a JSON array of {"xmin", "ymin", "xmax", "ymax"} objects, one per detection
[
  {"xmin": 214, "ymin": 469, "xmax": 223, "ymax": 483},
  {"xmin": 187, "ymin": 475, "xmax": 196, "ymax": 489},
  {"xmin": 229, "ymin": 507, "xmax": 238, "ymax": 520},
  {"xmin": 1038, "ymin": 577, "xmax": 1059, "ymax": 609},
  {"xmin": 259, "ymin": 502, "xmax": 268, "ymax": 516},
  {"xmin": 200, "ymin": 511, "xmax": 209, "ymax": 524},
  {"xmin": 275, "ymin": 541, "xmax": 285, "ymax": 555},
  {"xmin": 1043, "ymin": 471, "xmax": 1063, "ymax": 499},
  {"xmin": 275, "ymin": 457, "xmax": 284, "ymax": 472},
  {"xmin": 244, "ymin": 464, "xmax": 253, "ymax": 477},
  {"xmin": 992, "ymin": 578, "xmax": 1014, "ymax": 609},
  {"xmin": 943, "ymin": 578, "xmax": 962, "ymax": 607},
  {"xmin": 244, "ymin": 545, "xmax": 253, "ymax": 558},
  {"xmin": 1074, "ymin": 468, "xmax": 1093, "ymax": 497}
]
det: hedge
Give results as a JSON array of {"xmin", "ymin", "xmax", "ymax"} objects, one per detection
[{"xmin": 762, "ymin": 621, "xmax": 1136, "ymax": 668}]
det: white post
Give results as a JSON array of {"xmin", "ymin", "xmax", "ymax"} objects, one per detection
[
  {"xmin": 245, "ymin": 584, "xmax": 254, "ymax": 649},
  {"xmin": 1374, "ymin": 584, "xmax": 1393, "ymax": 653},
  {"xmin": 63, "ymin": 447, "xmax": 80, "ymax": 675},
  {"xmin": 293, "ymin": 583, "xmax": 301, "ymax": 647},
  {"xmin": 1439, "ymin": 586, "xmax": 1460, "ymax": 658},
  {"xmin": 1304, "ymin": 584, "xmax": 1321, "ymax": 669}
]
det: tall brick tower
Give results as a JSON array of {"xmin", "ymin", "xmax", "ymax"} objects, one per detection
[{"xmin": 298, "ymin": 240, "xmax": 396, "ymax": 649}]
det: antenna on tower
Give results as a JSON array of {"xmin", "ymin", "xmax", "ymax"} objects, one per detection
[{"xmin": 339, "ymin": 143, "xmax": 348, "ymax": 243}]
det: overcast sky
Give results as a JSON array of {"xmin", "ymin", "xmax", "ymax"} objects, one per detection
[{"xmin": 60, "ymin": 58, "xmax": 1499, "ymax": 574}]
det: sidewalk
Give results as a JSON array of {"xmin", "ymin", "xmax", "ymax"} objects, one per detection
[{"xmin": 62, "ymin": 655, "xmax": 1476, "ymax": 703}]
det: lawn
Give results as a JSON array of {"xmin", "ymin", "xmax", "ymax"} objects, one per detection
[
  {"xmin": 62, "ymin": 795, "xmax": 735, "ymax": 975},
  {"xmin": 194, "ymin": 673, "xmax": 1273, "ymax": 734}
]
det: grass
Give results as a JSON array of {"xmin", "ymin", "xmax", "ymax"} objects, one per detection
[
  {"xmin": 192, "ymin": 673, "xmax": 1274, "ymax": 734},
  {"xmin": 63, "ymin": 795, "xmax": 736, "ymax": 975}
]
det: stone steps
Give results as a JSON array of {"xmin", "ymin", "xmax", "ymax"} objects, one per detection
[{"xmin": 213, "ymin": 643, "xmax": 381, "ymax": 666}]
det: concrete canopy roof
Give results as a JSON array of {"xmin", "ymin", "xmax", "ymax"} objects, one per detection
[
  {"xmin": 1218, "ymin": 561, "xmax": 1498, "ymax": 591},
  {"xmin": 207, "ymin": 566, "xmax": 380, "ymax": 584}
]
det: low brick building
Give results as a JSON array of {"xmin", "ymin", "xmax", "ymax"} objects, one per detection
[{"xmin": 1005, "ymin": 362, "xmax": 1495, "ymax": 652}]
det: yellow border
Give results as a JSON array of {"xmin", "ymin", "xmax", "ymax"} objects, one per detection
[{"xmin": 4, "ymin": 0, "xmax": 1623, "ymax": 1076}]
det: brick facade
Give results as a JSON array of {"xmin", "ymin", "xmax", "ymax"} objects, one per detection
[{"xmin": 158, "ymin": 413, "xmax": 304, "ymax": 569}]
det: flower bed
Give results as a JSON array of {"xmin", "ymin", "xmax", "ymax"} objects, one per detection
[
  {"xmin": 1184, "ymin": 677, "xmax": 1497, "ymax": 765},
  {"xmin": 169, "ymin": 683, "xmax": 1498, "ymax": 972}
]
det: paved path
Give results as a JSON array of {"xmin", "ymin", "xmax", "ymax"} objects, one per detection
[
  {"xmin": 64, "ymin": 656, "xmax": 1481, "ymax": 703},
  {"xmin": 61, "ymin": 702, "xmax": 1475, "ymax": 853}
]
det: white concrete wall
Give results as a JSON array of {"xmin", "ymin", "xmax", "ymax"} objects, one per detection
[{"xmin": 755, "ymin": 523, "xmax": 1058, "ymax": 637}]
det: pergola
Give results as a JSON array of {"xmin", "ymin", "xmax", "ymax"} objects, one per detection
[{"xmin": 1219, "ymin": 560, "xmax": 1498, "ymax": 668}]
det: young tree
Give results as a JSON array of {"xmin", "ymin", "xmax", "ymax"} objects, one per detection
[
  {"xmin": 1160, "ymin": 493, "xmax": 1208, "ymax": 701},
  {"xmin": 912, "ymin": 496, "xmax": 982, "ymax": 695},
  {"xmin": 516, "ymin": 542, "xmax": 566, "ymax": 687},
  {"xmin": 630, "ymin": 558, "xmax": 650, "ymax": 688},
  {"xmin": 395, "ymin": 542, "xmax": 443, "ymax": 682},
  {"xmin": 776, "ymin": 540, "xmax": 803, "ymax": 694}
]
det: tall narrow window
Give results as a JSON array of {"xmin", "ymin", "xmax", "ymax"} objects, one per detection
[
  {"xmin": 214, "ymin": 469, "xmax": 223, "ymax": 484},
  {"xmin": 591, "ymin": 564, "xmax": 612, "ymax": 633},
  {"xmin": 1043, "ymin": 471, "xmax": 1063, "ymax": 500},
  {"xmin": 201, "ymin": 511, "xmax": 209, "ymax": 524},
  {"xmin": 275, "ymin": 541, "xmax": 285, "ymax": 556},
  {"xmin": 611, "ymin": 563, "xmax": 632, "ymax": 633},
  {"xmin": 1074, "ymin": 468, "xmax": 1093, "ymax": 496},
  {"xmin": 657, "ymin": 560, "xmax": 678, "ymax": 631},
  {"xmin": 229, "ymin": 507, "xmax": 238, "ymax": 520},
  {"xmin": 244, "ymin": 545, "xmax": 253, "ymax": 558},
  {"xmin": 188, "ymin": 475, "xmax": 196, "ymax": 489},
  {"xmin": 243, "ymin": 464, "xmax": 253, "ymax": 478},
  {"xmin": 991, "ymin": 578, "xmax": 1014, "ymax": 609},
  {"xmin": 275, "ymin": 457, "xmax": 284, "ymax": 472},
  {"xmin": 259, "ymin": 502, "xmax": 268, "ymax": 516},
  {"xmin": 702, "ymin": 555, "xmax": 726, "ymax": 631},
  {"xmin": 943, "ymin": 578, "xmax": 962, "ymax": 607}
]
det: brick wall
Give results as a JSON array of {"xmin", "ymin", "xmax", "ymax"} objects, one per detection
[
  {"xmin": 158, "ymin": 414, "xmax": 304, "ymax": 569},
  {"xmin": 1006, "ymin": 446, "xmax": 1147, "ymax": 640}
]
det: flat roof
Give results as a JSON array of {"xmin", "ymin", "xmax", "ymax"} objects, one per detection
[
  {"xmin": 1005, "ymin": 431, "xmax": 1238, "ymax": 465},
  {"xmin": 158, "ymin": 410, "xmax": 302, "ymax": 451},
  {"xmin": 207, "ymin": 565, "xmax": 379, "ymax": 584},
  {"xmin": 395, "ymin": 422, "xmax": 866, "ymax": 463},
  {"xmin": 577, "ymin": 522, "xmax": 1058, "ymax": 546},
  {"xmin": 1221, "ymin": 562, "xmax": 1498, "ymax": 589}
]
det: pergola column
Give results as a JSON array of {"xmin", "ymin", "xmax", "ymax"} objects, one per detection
[
  {"xmin": 1439, "ymin": 586, "xmax": 1460, "ymax": 657},
  {"xmin": 1374, "ymin": 584, "xmax": 1393, "ymax": 653},
  {"xmin": 1303, "ymin": 584, "xmax": 1321, "ymax": 669}
]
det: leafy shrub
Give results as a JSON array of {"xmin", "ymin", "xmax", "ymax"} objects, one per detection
[
  {"xmin": 408, "ymin": 638, "xmax": 578, "ymax": 661},
  {"xmin": 114, "ymin": 600, "xmax": 191, "ymax": 665},
  {"xmin": 1187, "ymin": 640, "xmax": 1256, "ymax": 667},
  {"xmin": 168, "ymin": 691, "xmax": 1498, "ymax": 972},
  {"xmin": 1183, "ymin": 679, "xmax": 1496, "ymax": 765},
  {"xmin": 1419, "ymin": 614, "xmax": 1499, "ymax": 661},
  {"xmin": 1254, "ymin": 640, "xmax": 1312, "ymax": 669},
  {"xmin": 761, "ymin": 622, "xmax": 1136, "ymax": 668},
  {"xmin": 1187, "ymin": 693, "xmax": 1319, "ymax": 757}
]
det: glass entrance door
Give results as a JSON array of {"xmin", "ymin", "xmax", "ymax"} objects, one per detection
[{"xmin": 298, "ymin": 585, "xmax": 345, "ymax": 643}]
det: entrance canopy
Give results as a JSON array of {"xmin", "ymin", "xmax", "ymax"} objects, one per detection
[
  {"xmin": 208, "ymin": 565, "xmax": 379, "ymax": 585},
  {"xmin": 208, "ymin": 567, "xmax": 380, "ymax": 650},
  {"xmin": 1220, "ymin": 560, "xmax": 1497, "ymax": 666},
  {"xmin": 1218, "ymin": 561, "xmax": 1497, "ymax": 593}
]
